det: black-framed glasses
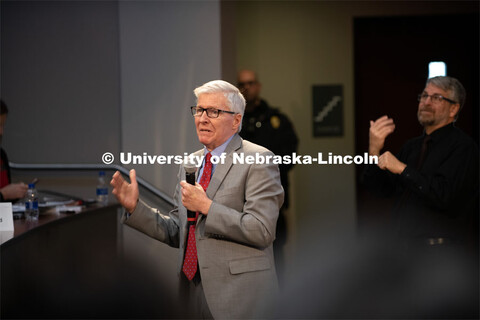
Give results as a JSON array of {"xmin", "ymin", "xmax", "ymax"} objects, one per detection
[
  {"xmin": 418, "ymin": 93, "xmax": 457, "ymax": 104},
  {"xmin": 190, "ymin": 106, "xmax": 236, "ymax": 118}
]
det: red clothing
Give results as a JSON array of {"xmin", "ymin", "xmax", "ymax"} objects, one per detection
[{"xmin": 1, "ymin": 148, "xmax": 11, "ymax": 188}]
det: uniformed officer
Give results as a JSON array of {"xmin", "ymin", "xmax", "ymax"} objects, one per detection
[{"xmin": 237, "ymin": 69, "xmax": 299, "ymax": 283}]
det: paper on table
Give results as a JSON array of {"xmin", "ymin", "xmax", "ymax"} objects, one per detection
[
  {"xmin": 12, "ymin": 204, "xmax": 25, "ymax": 212},
  {"xmin": 13, "ymin": 199, "xmax": 74, "ymax": 212},
  {"xmin": 0, "ymin": 203, "xmax": 14, "ymax": 244},
  {"xmin": 55, "ymin": 205, "xmax": 83, "ymax": 214}
]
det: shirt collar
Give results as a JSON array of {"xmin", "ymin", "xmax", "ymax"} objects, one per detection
[{"xmin": 424, "ymin": 122, "xmax": 455, "ymax": 142}]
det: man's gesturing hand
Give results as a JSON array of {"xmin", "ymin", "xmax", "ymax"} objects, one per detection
[
  {"xmin": 378, "ymin": 151, "xmax": 407, "ymax": 174},
  {"xmin": 111, "ymin": 170, "xmax": 139, "ymax": 213},
  {"xmin": 369, "ymin": 115, "xmax": 395, "ymax": 156}
]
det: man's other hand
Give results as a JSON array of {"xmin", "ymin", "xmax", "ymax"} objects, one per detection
[
  {"xmin": 378, "ymin": 151, "xmax": 406, "ymax": 174},
  {"xmin": 111, "ymin": 170, "xmax": 139, "ymax": 213}
]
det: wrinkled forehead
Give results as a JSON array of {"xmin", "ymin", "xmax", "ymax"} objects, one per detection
[{"xmin": 423, "ymin": 83, "xmax": 451, "ymax": 96}]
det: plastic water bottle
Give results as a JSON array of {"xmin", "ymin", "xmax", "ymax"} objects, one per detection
[
  {"xmin": 25, "ymin": 183, "xmax": 39, "ymax": 220},
  {"xmin": 96, "ymin": 171, "xmax": 108, "ymax": 206}
]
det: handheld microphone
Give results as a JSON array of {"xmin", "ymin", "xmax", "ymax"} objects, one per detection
[{"xmin": 184, "ymin": 160, "xmax": 198, "ymax": 224}]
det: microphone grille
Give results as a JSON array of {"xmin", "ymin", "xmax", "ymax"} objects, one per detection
[{"xmin": 184, "ymin": 157, "xmax": 198, "ymax": 174}]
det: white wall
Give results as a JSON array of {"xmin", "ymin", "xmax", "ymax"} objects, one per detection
[{"xmin": 118, "ymin": 0, "xmax": 222, "ymax": 193}]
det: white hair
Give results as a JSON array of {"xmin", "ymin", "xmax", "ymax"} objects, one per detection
[{"xmin": 194, "ymin": 80, "xmax": 245, "ymax": 132}]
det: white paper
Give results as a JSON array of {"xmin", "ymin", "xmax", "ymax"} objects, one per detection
[
  {"xmin": 0, "ymin": 230, "xmax": 14, "ymax": 244},
  {"xmin": 55, "ymin": 205, "xmax": 83, "ymax": 213},
  {"xmin": 0, "ymin": 202, "xmax": 14, "ymax": 231},
  {"xmin": 0, "ymin": 203, "xmax": 14, "ymax": 244},
  {"xmin": 12, "ymin": 204, "xmax": 25, "ymax": 212}
]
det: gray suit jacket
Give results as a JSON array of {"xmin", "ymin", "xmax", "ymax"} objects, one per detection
[{"xmin": 123, "ymin": 134, "xmax": 284, "ymax": 319}]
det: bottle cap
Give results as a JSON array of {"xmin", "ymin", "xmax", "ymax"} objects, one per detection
[
  {"xmin": 99, "ymin": 171, "xmax": 106, "ymax": 176},
  {"xmin": 28, "ymin": 183, "xmax": 35, "ymax": 188}
]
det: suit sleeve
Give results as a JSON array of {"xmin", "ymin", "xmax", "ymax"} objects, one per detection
[
  {"xmin": 204, "ymin": 151, "xmax": 284, "ymax": 249},
  {"xmin": 121, "ymin": 168, "xmax": 182, "ymax": 248}
]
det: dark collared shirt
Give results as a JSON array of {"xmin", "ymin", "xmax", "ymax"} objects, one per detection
[{"xmin": 363, "ymin": 123, "xmax": 479, "ymax": 242}]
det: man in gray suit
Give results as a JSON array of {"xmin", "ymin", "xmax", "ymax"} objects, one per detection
[{"xmin": 111, "ymin": 80, "xmax": 283, "ymax": 319}]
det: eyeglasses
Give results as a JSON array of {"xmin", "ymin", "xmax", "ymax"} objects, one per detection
[
  {"xmin": 190, "ymin": 106, "xmax": 236, "ymax": 118},
  {"xmin": 237, "ymin": 80, "xmax": 257, "ymax": 88},
  {"xmin": 418, "ymin": 93, "xmax": 457, "ymax": 104}
]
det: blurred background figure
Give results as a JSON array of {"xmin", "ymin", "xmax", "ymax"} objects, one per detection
[
  {"xmin": 237, "ymin": 69, "xmax": 298, "ymax": 284},
  {"xmin": 0, "ymin": 99, "xmax": 27, "ymax": 202}
]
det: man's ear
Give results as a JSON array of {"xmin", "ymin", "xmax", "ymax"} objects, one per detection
[
  {"xmin": 233, "ymin": 113, "xmax": 242, "ymax": 131},
  {"xmin": 449, "ymin": 103, "xmax": 460, "ymax": 119}
]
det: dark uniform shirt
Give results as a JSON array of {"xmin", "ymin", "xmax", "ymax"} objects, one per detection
[
  {"xmin": 363, "ymin": 123, "xmax": 479, "ymax": 243},
  {"xmin": 240, "ymin": 99, "xmax": 298, "ymax": 208}
]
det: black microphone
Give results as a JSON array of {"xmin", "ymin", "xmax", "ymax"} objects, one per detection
[{"xmin": 184, "ymin": 161, "xmax": 198, "ymax": 225}]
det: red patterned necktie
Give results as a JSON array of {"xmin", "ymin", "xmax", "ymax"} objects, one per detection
[{"xmin": 182, "ymin": 152, "xmax": 212, "ymax": 281}]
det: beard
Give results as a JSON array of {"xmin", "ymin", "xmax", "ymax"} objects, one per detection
[{"xmin": 417, "ymin": 108, "xmax": 435, "ymax": 127}]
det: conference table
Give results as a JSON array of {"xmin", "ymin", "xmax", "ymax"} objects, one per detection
[
  {"xmin": 1, "ymin": 199, "xmax": 180, "ymax": 318},
  {"xmin": 11, "ymin": 203, "xmax": 98, "ymax": 236},
  {"xmin": 1, "ymin": 202, "xmax": 124, "ymax": 318}
]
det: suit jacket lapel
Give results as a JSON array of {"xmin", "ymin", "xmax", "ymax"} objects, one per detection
[
  {"xmin": 196, "ymin": 134, "xmax": 242, "ymax": 227},
  {"xmin": 206, "ymin": 133, "xmax": 242, "ymax": 200}
]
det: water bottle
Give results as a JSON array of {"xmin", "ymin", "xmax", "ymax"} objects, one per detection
[
  {"xmin": 25, "ymin": 183, "xmax": 39, "ymax": 220},
  {"xmin": 96, "ymin": 171, "xmax": 108, "ymax": 206}
]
